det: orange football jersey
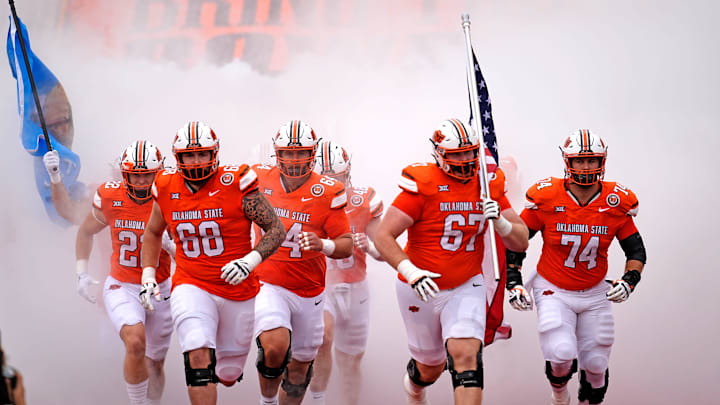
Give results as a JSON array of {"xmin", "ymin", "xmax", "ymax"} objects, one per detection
[
  {"xmin": 521, "ymin": 177, "xmax": 639, "ymax": 291},
  {"xmin": 93, "ymin": 181, "xmax": 171, "ymax": 284},
  {"xmin": 152, "ymin": 164, "xmax": 260, "ymax": 301},
  {"xmin": 391, "ymin": 163, "xmax": 510, "ymax": 290},
  {"xmin": 253, "ymin": 164, "xmax": 351, "ymax": 298},
  {"xmin": 326, "ymin": 185, "xmax": 384, "ymax": 284}
]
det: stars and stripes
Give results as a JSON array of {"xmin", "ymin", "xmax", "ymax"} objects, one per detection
[{"xmin": 468, "ymin": 48, "xmax": 498, "ymax": 173}]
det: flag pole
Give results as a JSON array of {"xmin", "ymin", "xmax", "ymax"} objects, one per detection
[
  {"xmin": 9, "ymin": 0, "xmax": 53, "ymax": 151},
  {"xmin": 461, "ymin": 13, "xmax": 500, "ymax": 281}
]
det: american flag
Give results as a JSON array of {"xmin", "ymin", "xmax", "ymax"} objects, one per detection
[{"xmin": 468, "ymin": 47, "xmax": 498, "ymax": 173}]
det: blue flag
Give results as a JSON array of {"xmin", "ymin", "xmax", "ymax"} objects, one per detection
[
  {"xmin": 468, "ymin": 47, "xmax": 498, "ymax": 172},
  {"xmin": 7, "ymin": 16, "xmax": 85, "ymax": 226}
]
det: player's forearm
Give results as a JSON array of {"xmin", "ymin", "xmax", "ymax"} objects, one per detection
[
  {"xmin": 51, "ymin": 183, "xmax": 86, "ymax": 225},
  {"xmin": 500, "ymin": 222, "xmax": 529, "ymax": 252},
  {"xmin": 141, "ymin": 229, "xmax": 163, "ymax": 268},
  {"xmin": 373, "ymin": 231, "xmax": 409, "ymax": 269},
  {"xmin": 624, "ymin": 259, "xmax": 644, "ymax": 274},
  {"xmin": 75, "ymin": 228, "xmax": 94, "ymax": 261},
  {"xmin": 326, "ymin": 234, "xmax": 353, "ymax": 259},
  {"xmin": 255, "ymin": 218, "xmax": 286, "ymax": 260}
]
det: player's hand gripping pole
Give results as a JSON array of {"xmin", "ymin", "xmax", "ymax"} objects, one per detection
[
  {"xmin": 461, "ymin": 13, "xmax": 500, "ymax": 281},
  {"xmin": 8, "ymin": 0, "xmax": 53, "ymax": 151}
]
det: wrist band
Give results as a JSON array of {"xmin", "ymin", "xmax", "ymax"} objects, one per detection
[
  {"xmin": 366, "ymin": 240, "xmax": 382, "ymax": 260},
  {"xmin": 494, "ymin": 215, "xmax": 512, "ymax": 237},
  {"xmin": 76, "ymin": 259, "xmax": 88, "ymax": 275},
  {"xmin": 321, "ymin": 239, "xmax": 336, "ymax": 256}
]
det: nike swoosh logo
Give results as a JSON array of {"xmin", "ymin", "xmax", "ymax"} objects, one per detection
[
  {"xmin": 315, "ymin": 299, "xmax": 323, "ymax": 305},
  {"xmin": 302, "ymin": 197, "xmax": 313, "ymax": 202},
  {"xmin": 359, "ymin": 298, "xmax": 369, "ymax": 304},
  {"xmin": 163, "ymin": 296, "xmax": 171, "ymax": 301},
  {"xmin": 209, "ymin": 190, "xmax": 220, "ymax": 197},
  {"xmin": 472, "ymin": 283, "xmax": 482, "ymax": 287},
  {"xmin": 598, "ymin": 207, "xmax": 609, "ymax": 212}
]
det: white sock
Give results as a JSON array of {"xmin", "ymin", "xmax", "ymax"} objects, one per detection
[
  {"xmin": 147, "ymin": 399, "xmax": 160, "ymax": 405},
  {"xmin": 403, "ymin": 373, "xmax": 428, "ymax": 405},
  {"xmin": 308, "ymin": 390, "xmax": 326, "ymax": 404},
  {"xmin": 126, "ymin": 379, "xmax": 149, "ymax": 405},
  {"xmin": 260, "ymin": 393, "xmax": 279, "ymax": 405}
]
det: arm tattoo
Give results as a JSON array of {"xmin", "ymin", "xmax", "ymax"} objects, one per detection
[{"xmin": 243, "ymin": 191, "xmax": 286, "ymax": 260}]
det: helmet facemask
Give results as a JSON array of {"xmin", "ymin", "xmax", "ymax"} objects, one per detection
[
  {"xmin": 175, "ymin": 147, "xmax": 219, "ymax": 181},
  {"xmin": 564, "ymin": 154, "xmax": 606, "ymax": 186},
  {"xmin": 436, "ymin": 143, "xmax": 480, "ymax": 180},
  {"xmin": 275, "ymin": 146, "xmax": 317, "ymax": 178}
]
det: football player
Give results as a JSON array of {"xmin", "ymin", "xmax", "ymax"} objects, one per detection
[
  {"xmin": 505, "ymin": 129, "xmax": 647, "ymax": 405},
  {"xmin": 140, "ymin": 122, "xmax": 286, "ymax": 405},
  {"xmin": 307, "ymin": 140, "xmax": 384, "ymax": 405},
  {"xmin": 374, "ymin": 119, "xmax": 529, "ymax": 405},
  {"xmin": 252, "ymin": 121, "xmax": 353, "ymax": 405},
  {"xmin": 75, "ymin": 141, "xmax": 173, "ymax": 405}
]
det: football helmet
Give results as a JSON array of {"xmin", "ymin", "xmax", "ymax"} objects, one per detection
[
  {"xmin": 273, "ymin": 120, "xmax": 319, "ymax": 178},
  {"xmin": 120, "ymin": 140, "xmax": 164, "ymax": 201},
  {"xmin": 560, "ymin": 129, "xmax": 607, "ymax": 185},
  {"xmin": 315, "ymin": 139, "xmax": 351, "ymax": 186},
  {"xmin": 172, "ymin": 121, "xmax": 219, "ymax": 181},
  {"xmin": 430, "ymin": 119, "xmax": 480, "ymax": 180}
]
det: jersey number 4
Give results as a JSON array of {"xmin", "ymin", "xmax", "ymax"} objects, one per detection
[{"xmin": 560, "ymin": 234, "xmax": 599, "ymax": 269}]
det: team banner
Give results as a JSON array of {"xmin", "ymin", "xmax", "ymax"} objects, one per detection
[{"xmin": 7, "ymin": 15, "xmax": 85, "ymax": 226}]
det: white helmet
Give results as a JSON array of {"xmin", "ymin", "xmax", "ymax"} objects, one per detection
[
  {"xmin": 315, "ymin": 139, "xmax": 351, "ymax": 186},
  {"xmin": 273, "ymin": 120, "xmax": 319, "ymax": 178},
  {"xmin": 560, "ymin": 129, "xmax": 607, "ymax": 185},
  {"xmin": 172, "ymin": 121, "xmax": 219, "ymax": 181},
  {"xmin": 120, "ymin": 140, "xmax": 164, "ymax": 201},
  {"xmin": 430, "ymin": 119, "xmax": 480, "ymax": 180}
]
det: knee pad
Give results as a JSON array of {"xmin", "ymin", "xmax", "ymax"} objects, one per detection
[
  {"xmin": 183, "ymin": 348, "xmax": 219, "ymax": 386},
  {"xmin": 446, "ymin": 345, "xmax": 484, "ymax": 390},
  {"xmin": 584, "ymin": 355, "xmax": 610, "ymax": 375},
  {"xmin": 281, "ymin": 361, "xmax": 313, "ymax": 398},
  {"xmin": 255, "ymin": 336, "xmax": 291, "ymax": 379},
  {"xmin": 406, "ymin": 358, "xmax": 435, "ymax": 387},
  {"xmin": 545, "ymin": 359, "xmax": 577, "ymax": 387},
  {"xmin": 578, "ymin": 369, "xmax": 609, "ymax": 404}
]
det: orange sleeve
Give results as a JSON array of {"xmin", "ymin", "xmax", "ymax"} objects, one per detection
[
  {"xmin": 497, "ymin": 194, "xmax": 511, "ymax": 211},
  {"xmin": 520, "ymin": 208, "xmax": 543, "ymax": 232},
  {"xmin": 323, "ymin": 207, "xmax": 351, "ymax": 239},
  {"xmin": 391, "ymin": 190, "xmax": 423, "ymax": 222},
  {"xmin": 616, "ymin": 216, "xmax": 639, "ymax": 240}
]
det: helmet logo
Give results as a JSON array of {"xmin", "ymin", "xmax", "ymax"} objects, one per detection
[
  {"xmin": 350, "ymin": 195, "xmax": 363, "ymax": 207},
  {"xmin": 220, "ymin": 173, "xmax": 234, "ymax": 186},
  {"xmin": 563, "ymin": 137, "xmax": 572, "ymax": 148},
  {"xmin": 606, "ymin": 193, "xmax": 620, "ymax": 207},
  {"xmin": 311, "ymin": 184, "xmax": 325, "ymax": 197},
  {"xmin": 432, "ymin": 130, "xmax": 446, "ymax": 144}
]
